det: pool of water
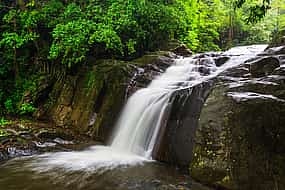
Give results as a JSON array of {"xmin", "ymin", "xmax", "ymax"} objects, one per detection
[{"xmin": 0, "ymin": 145, "xmax": 211, "ymax": 190}]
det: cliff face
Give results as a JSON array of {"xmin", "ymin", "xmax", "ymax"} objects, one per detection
[{"xmin": 32, "ymin": 60, "xmax": 132, "ymax": 141}]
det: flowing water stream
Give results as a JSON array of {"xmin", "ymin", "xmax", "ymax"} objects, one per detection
[{"xmin": 0, "ymin": 45, "xmax": 267, "ymax": 190}]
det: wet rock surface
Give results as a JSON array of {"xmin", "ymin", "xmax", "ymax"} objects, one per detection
[
  {"xmin": 0, "ymin": 120, "xmax": 91, "ymax": 162},
  {"xmin": 214, "ymin": 56, "xmax": 230, "ymax": 67},
  {"xmin": 248, "ymin": 56, "xmax": 280, "ymax": 77},
  {"xmin": 190, "ymin": 45, "xmax": 285, "ymax": 189},
  {"xmin": 155, "ymin": 82, "xmax": 214, "ymax": 168}
]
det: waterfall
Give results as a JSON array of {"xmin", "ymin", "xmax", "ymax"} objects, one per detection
[
  {"xmin": 23, "ymin": 45, "xmax": 267, "ymax": 174},
  {"xmin": 110, "ymin": 45, "xmax": 267, "ymax": 159}
]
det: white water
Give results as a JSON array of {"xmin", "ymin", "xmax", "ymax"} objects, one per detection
[
  {"xmin": 110, "ymin": 44, "xmax": 267, "ymax": 159},
  {"xmin": 27, "ymin": 45, "xmax": 267, "ymax": 172}
]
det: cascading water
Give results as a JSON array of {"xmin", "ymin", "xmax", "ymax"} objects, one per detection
[
  {"xmin": 0, "ymin": 45, "xmax": 267, "ymax": 176},
  {"xmin": 0, "ymin": 44, "xmax": 270, "ymax": 190},
  {"xmin": 110, "ymin": 44, "xmax": 267, "ymax": 159}
]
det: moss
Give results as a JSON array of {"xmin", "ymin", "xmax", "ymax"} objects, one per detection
[
  {"xmin": 133, "ymin": 51, "xmax": 171, "ymax": 66},
  {"xmin": 0, "ymin": 129, "xmax": 9, "ymax": 137}
]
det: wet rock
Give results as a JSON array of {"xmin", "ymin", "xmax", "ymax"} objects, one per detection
[
  {"xmin": 214, "ymin": 56, "xmax": 230, "ymax": 66},
  {"xmin": 273, "ymin": 66, "xmax": 285, "ymax": 75},
  {"xmin": 263, "ymin": 46, "xmax": 285, "ymax": 55},
  {"xmin": 190, "ymin": 49, "xmax": 285, "ymax": 189},
  {"xmin": 7, "ymin": 146, "xmax": 36, "ymax": 157},
  {"xmin": 193, "ymin": 52, "xmax": 222, "ymax": 59},
  {"xmin": 171, "ymin": 44, "xmax": 193, "ymax": 57},
  {"xmin": 0, "ymin": 136, "xmax": 11, "ymax": 145},
  {"xmin": 134, "ymin": 52, "xmax": 175, "ymax": 68},
  {"xmin": 248, "ymin": 56, "xmax": 280, "ymax": 77},
  {"xmin": 53, "ymin": 138, "xmax": 74, "ymax": 145},
  {"xmin": 154, "ymin": 82, "xmax": 214, "ymax": 168},
  {"xmin": 198, "ymin": 66, "xmax": 211, "ymax": 76},
  {"xmin": 52, "ymin": 105, "xmax": 73, "ymax": 127},
  {"xmin": 0, "ymin": 151, "xmax": 8, "ymax": 161},
  {"xmin": 129, "ymin": 52, "xmax": 174, "ymax": 92},
  {"xmin": 36, "ymin": 130, "xmax": 73, "ymax": 141},
  {"xmin": 33, "ymin": 60, "xmax": 134, "ymax": 140},
  {"xmin": 33, "ymin": 141, "xmax": 57, "ymax": 148}
]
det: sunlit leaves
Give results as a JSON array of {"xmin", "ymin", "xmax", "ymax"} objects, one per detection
[{"xmin": 234, "ymin": 0, "xmax": 272, "ymax": 23}]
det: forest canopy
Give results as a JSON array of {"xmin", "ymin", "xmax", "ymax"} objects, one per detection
[{"xmin": 0, "ymin": 0, "xmax": 284, "ymax": 115}]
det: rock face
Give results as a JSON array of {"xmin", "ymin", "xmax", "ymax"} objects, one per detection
[
  {"xmin": 190, "ymin": 45, "xmax": 285, "ymax": 189},
  {"xmin": 32, "ymin": 52, "xmax": 174, "ymax": 141},
  {"xmin": 154, "ymin": 82, "xmax": 213, "ymax": 168},
  {"xmin": 32, "ymin": 60, "xmax": 133, "ymax": 141}
]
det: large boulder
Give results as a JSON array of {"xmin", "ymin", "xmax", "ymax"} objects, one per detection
[
  {"xmin": 190, "ymin": 47, "xmax": 285, "ymax": 189},
  {"xmin": 248, "ymin": 56, "xmax": 280, "ymax": 77},
  {"xmin": 154, "ymin": 82, "xmax": 213, "ymax": 168}
]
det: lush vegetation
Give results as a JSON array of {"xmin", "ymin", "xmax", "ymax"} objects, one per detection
[{"xmin": 0, "ymin": 0, "xmax": 284, "ymax": 116}]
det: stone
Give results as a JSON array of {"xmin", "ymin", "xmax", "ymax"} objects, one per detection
[
  {"xmin": 248, "ymin": 56, "xmax": 280, "ymax": 77},
  {"xmin": 189, "ymin": 51, "xmax": 285, "ymax": 189},
  {"xmin": 214, "ymin": 56, "xmax": 230, "ymax": 66},
  {"xmin": 171, "ymin": 44, "xmax": 193, "ymax": 57},
  {"xmin": 0, "ymin": 150, "xmax": 8, "ymax": 161},
  {"xmin": 154, "ymin": 82, "xmax": 214, "ymax": 168},
  {"xmin": 263, "ymin": 46, "xmax": 285, "ymax": 55}
]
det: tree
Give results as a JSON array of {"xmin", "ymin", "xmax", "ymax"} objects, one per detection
[{"xmin": 235, "ymin": 0, "xmax": 271, "ymax": 23}]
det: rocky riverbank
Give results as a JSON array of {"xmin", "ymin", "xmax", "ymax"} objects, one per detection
[{"xmin": 0, "ymin": 118, "xmax": 102, "ymax": 162}]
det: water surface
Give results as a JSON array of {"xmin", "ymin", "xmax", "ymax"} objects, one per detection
[{"xmin": 0, "ymin": 146, "xmax": 209, "ymax": 190}]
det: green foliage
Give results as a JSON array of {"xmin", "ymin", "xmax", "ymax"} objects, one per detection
[
  {"xmin": 0, "ymin": 118, "xmax": 12, "ymax": 126},
  {"xmin": 0, "ymin": 8, "xmax": 39, "ymax": 49},
  {"xmin": 234, "ymin": 0, "xmax": 271, "ymax": 23},
  {"xmin": 4, "ymin": 99, "xmax": 15, "ymax": 114},
  {"xmin": 19, "ymin": 103, "xmax": 36, "ymax": 115},
  {"xmin": 0, "ymin": 0, "xmax": 282, "ymax": 116}
]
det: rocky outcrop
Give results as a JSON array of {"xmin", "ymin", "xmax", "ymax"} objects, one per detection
[
  {"xmin": 154, "ymin": 82, "xmax": 213, "ymax": 168},
  {"xmin": 31, "ymin": 52, "xmax": 175, "ymax": 141},
  {"xmin": 33, "ymin": 60, "xmax": 134, "ymax": 141},
  {"xmin": 190, "ymin": 45, "xmax": 285, "ymax": 189}
]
